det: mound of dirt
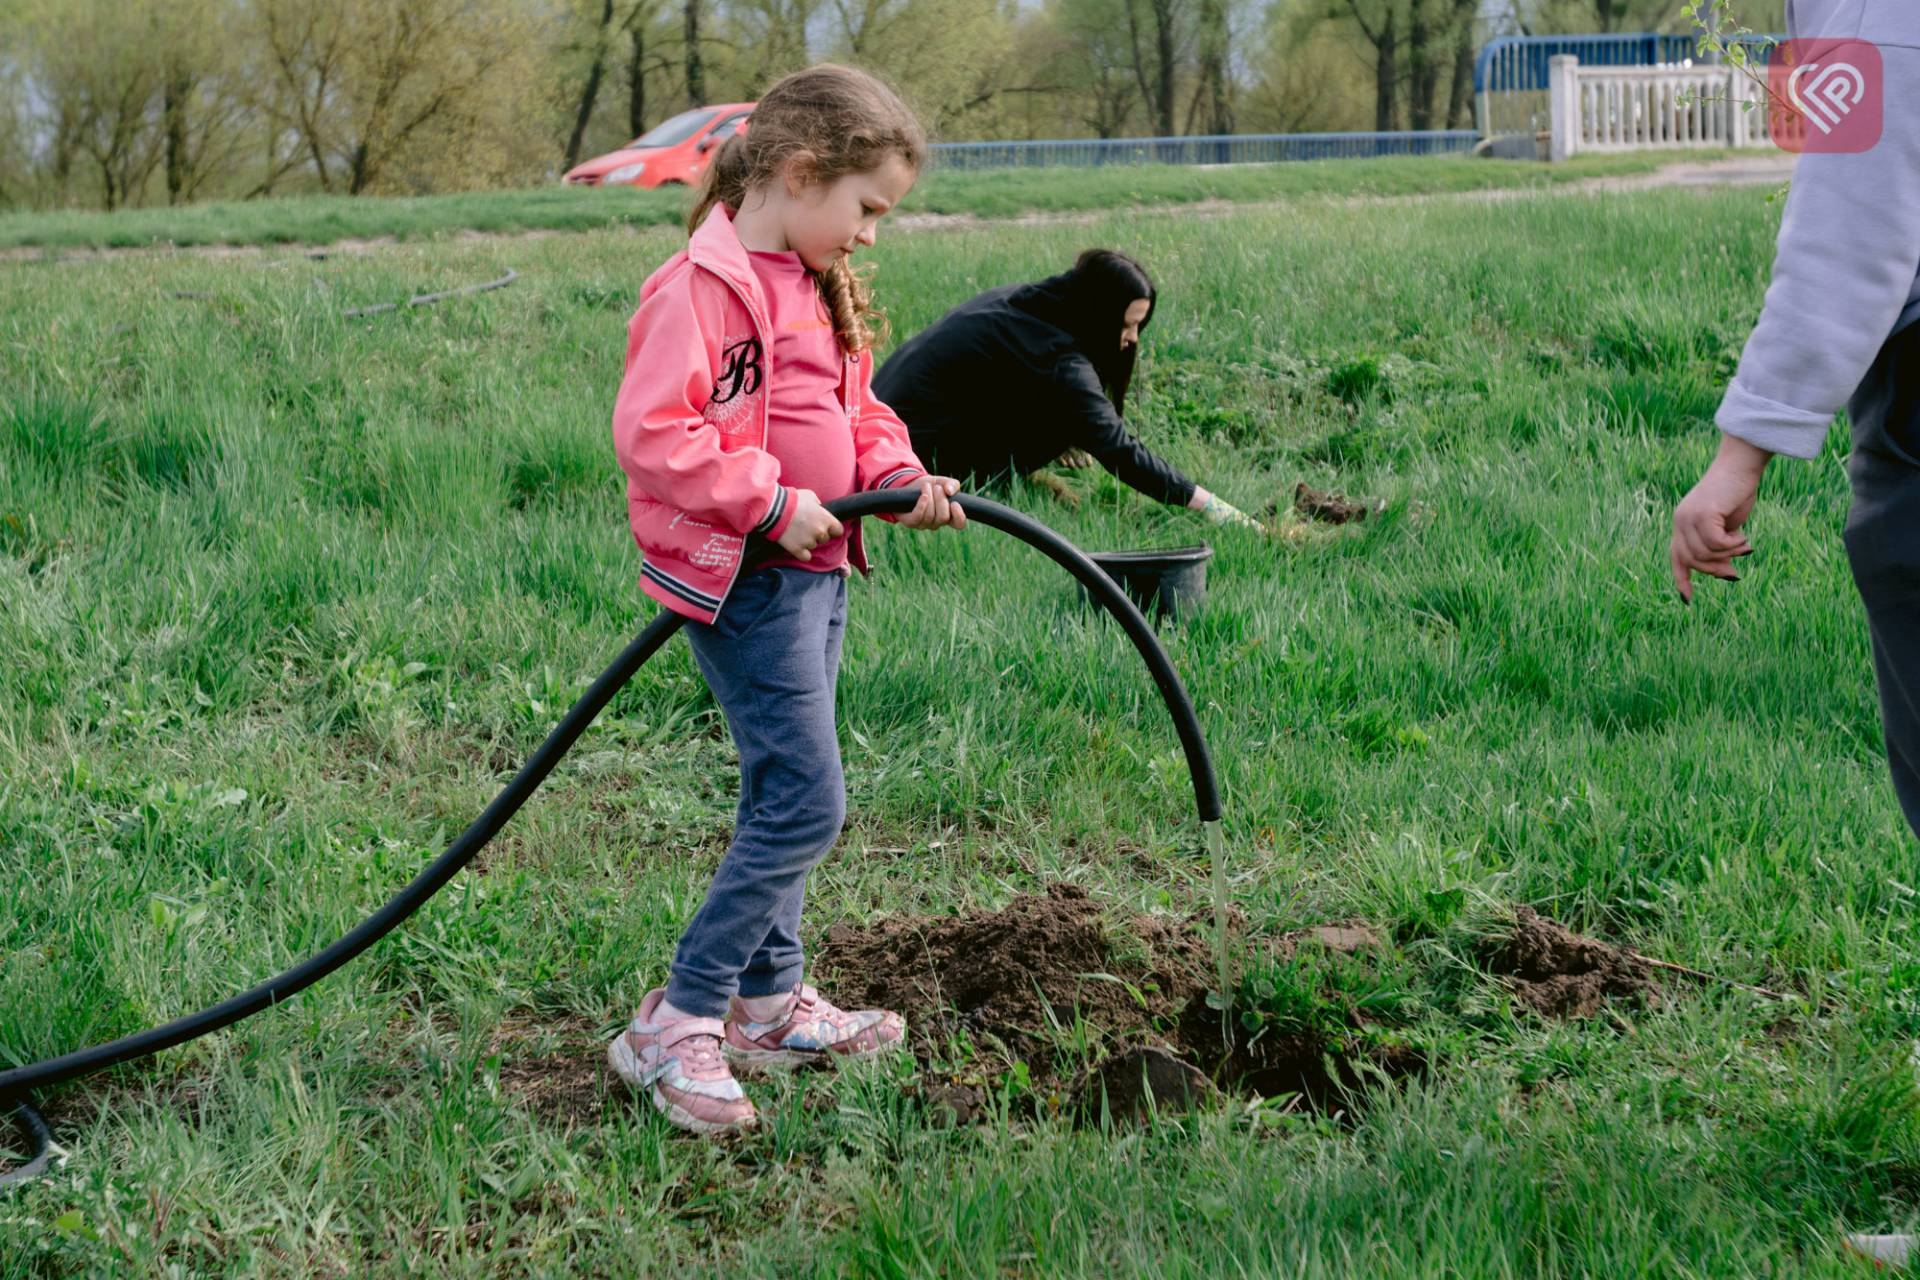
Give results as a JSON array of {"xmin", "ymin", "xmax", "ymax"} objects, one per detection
[
  {"xmin": 816, "ymin": 883, "xmax": 1211, "ymax": 1076},
  {"xmin": 1484, "ymin": 906, "xmax": 1659, "ymax": 1019},
  {"xmin": 1292, "ymin": 483, "xmax": 1378, "ymax": 525},
  {"xmin": 816, "ymin": 883, "xmax": 1422, "ymax": 1123}
]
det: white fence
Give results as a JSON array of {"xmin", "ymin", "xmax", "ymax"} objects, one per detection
[{"xmin": 1548, "ymin": 55, "xmax": 1774, "ymax": 160}]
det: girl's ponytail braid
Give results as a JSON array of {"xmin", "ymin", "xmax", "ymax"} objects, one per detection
[
  {"xmin": 686, "ymin": 132, "xmax": 751, "ymax": 234},
  {"xmin": 818, "ymin": 255, "xmax": 888, "ymax": 354}
]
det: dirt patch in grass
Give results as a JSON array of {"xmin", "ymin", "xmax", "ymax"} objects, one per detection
[
  {"xmin": 1277, "ymin": 922, "xmax": 1384, "ymax": 958},
  {"xmin": 1070, "ymin": 1045, "xmax": 1216, "ymax": 1125},
  {"xmin": 1287, "ymin": 483, "xmax": 1380, "ymax": 525},
  {"xmin": 815, "ymin": 882, "xmax": 1421, "ymax": 1123},
  {"xmin": 1175, "ymin": 1005, "xmax": 1425, "ymax": 1113},
  {"xmin": 490, "ymin": 1015, "xmax": 614, "ymax": 1128},
  {"xmin": 816, "ymin": 883, "xmax": 1208, "ymax": 1074},
  {"xmin": 1483, "ymin": 905, "xmax": 1659, "ymax": 1019}
]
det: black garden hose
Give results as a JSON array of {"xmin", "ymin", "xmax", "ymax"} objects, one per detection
[{"xmin": 1, "ymin": 490, "xmax": 1220, "ymax": 1187}]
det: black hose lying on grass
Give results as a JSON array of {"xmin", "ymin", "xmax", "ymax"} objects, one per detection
[
  {"xmin": 340, "ymin": 268, "xmax": 518, "ymax": 318},
  {"xmin": 1, "ymin": 490, "xmax": 1220, "ymax": 1188}
]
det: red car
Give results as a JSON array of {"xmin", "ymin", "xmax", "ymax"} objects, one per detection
[{"xmin": 563, "ymin": 103, "xmax": 755, "ymax": 188}]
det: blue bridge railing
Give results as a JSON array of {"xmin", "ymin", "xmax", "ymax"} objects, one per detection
[
  {"xmin": 926, "ymin": 130, "xmax": 1483, "ymax": 171},
  {"xmin": 1475, "ymin": 30, "xmax": 1783, "ymax": 137}
]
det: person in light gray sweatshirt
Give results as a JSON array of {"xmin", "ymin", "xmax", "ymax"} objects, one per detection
[{"xmin": 1672, "ymin": 0, "xmax": 1920, "ymax": 835}]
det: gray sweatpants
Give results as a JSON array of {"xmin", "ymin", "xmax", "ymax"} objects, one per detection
[
  {"xmin": 664, "ymin": 566, "xmax": 849, "ymax": 1017},
  {"xmin": 1843, "ymin": 321, "xmax": 1920, "ymax": 840}
]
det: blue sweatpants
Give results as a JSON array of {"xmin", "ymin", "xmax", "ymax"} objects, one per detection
[
  {"xmin": 663, "ymin": 566, "xmax": 849, "ymax": 1017},
  {"xmin": 1844, "ymin": 321, "xmax": 1920, "ymax": 841}
]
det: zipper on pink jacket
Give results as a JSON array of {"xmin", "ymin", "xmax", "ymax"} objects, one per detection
[
  {"xmin": 694, "ymin": 266, "xmax": 867, "ymax": 615},
  {"xmin": 702, "ymin": 266, "xmax": 775, "ymax": 620}
]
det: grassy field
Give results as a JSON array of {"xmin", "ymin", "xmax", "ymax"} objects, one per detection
[
  {"xmin": 5, "ymin": 170, "xmax": 1918, "ymax": 1277},
  {"xmin": 0, "ymin": 150, "xmax": 1706, "ymax": 252}
]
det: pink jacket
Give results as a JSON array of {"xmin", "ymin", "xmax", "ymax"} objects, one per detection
[{"xmin": 612, "ymin": 206, "xmax": 928, "ymax": 623}]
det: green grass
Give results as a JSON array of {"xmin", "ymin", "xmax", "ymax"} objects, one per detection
[
  {"xmin": 0, "ymin": 150, "xmax": 1707, "ymax": 252},
  {"xmin": 5, "ymin": 172, "xmax": 1916, "ymax": 1276}
]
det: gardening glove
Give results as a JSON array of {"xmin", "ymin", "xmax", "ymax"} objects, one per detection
[{"xmin": 1189, "ymin": 486, "xmax": 1266, "ymax": 533}]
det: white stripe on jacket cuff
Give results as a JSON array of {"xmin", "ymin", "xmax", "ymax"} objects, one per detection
[
  {"xmin": 752, "ymin": 485, "xmax": 789, "ymax": 534},
  {"xmin": 874, "ymin": 467, "xmax": 924, "ymax": 490}
]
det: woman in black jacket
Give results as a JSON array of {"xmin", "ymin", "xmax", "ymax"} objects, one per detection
[{"xmin": 873, "ymin": 249, "xmax": 1261, "ymax": 529}]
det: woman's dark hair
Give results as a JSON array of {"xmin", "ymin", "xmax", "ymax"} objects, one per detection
[
  {"xmin": 1072, "ymin": 248, "xmax": 1156, "ymax": 413},
  {"xmin": 1015, "ymin": 248, "xmax": 1157, "ymax": 414}
]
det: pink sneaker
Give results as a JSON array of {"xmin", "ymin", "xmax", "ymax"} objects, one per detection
[
  {"xmin": 607, "ymin": 989, "xmax": 756, "ymax": 1135},
  {"xmin": 724, "ymin": 983, "xmax": 907, "ymax": 1071}
]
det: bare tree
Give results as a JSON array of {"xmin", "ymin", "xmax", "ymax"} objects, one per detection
[
  {"xmin": 1349, "ymin": 0, "xmax": 1397, "ymax": 131},
  {"xmin": 684, "ymin": 0, "xmax": 706, "ymax": 105},
  {"xmin": 560, "ymin": 0, "xmax": 681, "ymax": 164},
  {"xmin": 1408, "ymin": 0, "xmax": 1436, "ymax": 129},
  {"xmin": 1083, "ymin": 63, "xmax": 1140, "ymax": 138},
  {"xmin": 76, "ymin": 69, "xmax": 165, "ymax": 211},
  {"xmin": 343, "ymin": 0, "xmax": 488, "ymax": 193},
  {"xmin": 257, "ymin": 0, "xmax": 350, "ymax": 191},
  {"xmin": 1122, "ymin": 0, "xmax": 1186, "ymax": 136},
  {"xmin": 1191, "ymin": 0, "xmax": 1233, "ymax": 134},
  {"xmin": 824, "ymin": 0, "xmax": 1030, "ymax": 133},
  {"xmin": 830, "ymin": 0, "xmax": 874, "ymax": 54},
  {"xmin": 1039, "ymin": 0, "xmax": 1140, "ymax": 138},
  {"xmin": 565, "ymin": 0, "xmax": 618, "ymax": 171},
  {"xmin": 254, "ymin": 0, "xmax": 529, "ymax": 196},
  {"xmin": 18, "ymin": 0, "xmax": 170, "ymax": 209},
  {"xmin": 152, "ymin": 1, "xmax": 255, "ymax": 204},
  {"xmin": 735, "ymin": 0, "xmax": 817, "ymax": 85},
  {"xmin": 1441, "ymin": 0, "xmax": 1478, "ymax": 128},
  {"xmin": 627, "ymin": 0, "xmax": 677, "ymax": 136}
]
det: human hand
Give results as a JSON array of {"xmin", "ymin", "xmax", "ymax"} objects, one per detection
[
  {"xmin": 1671, "ymin": 434, "xmax": 1768, "ymax": 602},
  {"xmin": 896, "ymin": 475, "xmax": 967, "ymax": 531},
  {"xmin": 775, "ymin": 487, "xmax": 844, "ymax": 561}
]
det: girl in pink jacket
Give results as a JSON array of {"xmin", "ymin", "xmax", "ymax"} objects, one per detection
[{"xmin": 607, "ymin": 65, "xmax": 964, "ymax": 1136}]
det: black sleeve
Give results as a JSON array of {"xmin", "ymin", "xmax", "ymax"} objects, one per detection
[{"xmin": 1052, "ymin": 353, "xmax": 1196, "ymax": 507}]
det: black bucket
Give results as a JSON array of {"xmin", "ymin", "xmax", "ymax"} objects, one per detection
[{"xmin": 1080, "ymin": 544, "xmax": 1214, "ymax": 621}]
